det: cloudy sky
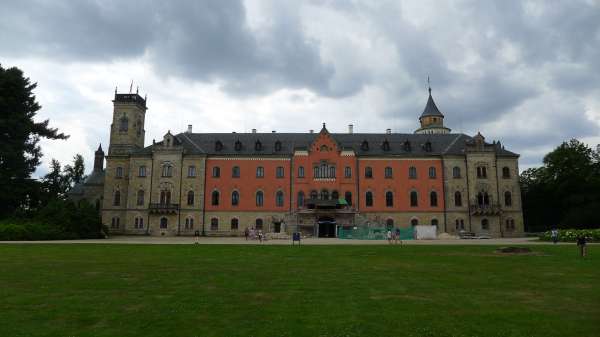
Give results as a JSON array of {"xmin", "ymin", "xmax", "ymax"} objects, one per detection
[{"xmin": 2, "ymin": 0, "xmax": 599, "ymax": 176}]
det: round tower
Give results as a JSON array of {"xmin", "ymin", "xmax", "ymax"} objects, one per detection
[{"xmin": 414, "ymin": 85, "xmax": 451, "ymax": 134}]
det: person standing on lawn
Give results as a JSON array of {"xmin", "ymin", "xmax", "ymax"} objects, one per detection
[
  {"xmin": 551, "ymin": 228, "xmax": 559, "ymax": 244},
  {"xmin": 244, "ymin": 227, "xmax": 249, "ymax": 241},
  {"xmin": 386, "ymin": 230, "xmax": 392, "ymax": 244},
  {"xmin": 576, "ymin": 235, "xmax": 587, "ymax": 257}
]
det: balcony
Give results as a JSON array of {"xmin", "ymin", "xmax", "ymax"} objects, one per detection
[
  {"xmin": 149, "ymin": 203, "xmax": 180, "ymax": 214},
  {"xmin": 470, "ymin": 203, "xmax": 502, "ymax": 216}
]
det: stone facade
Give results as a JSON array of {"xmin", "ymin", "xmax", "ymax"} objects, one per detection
[{"xmin": 72, "ymin": 89, "xmax": 524, "ymax": 237}]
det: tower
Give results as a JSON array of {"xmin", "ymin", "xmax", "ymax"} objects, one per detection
[
  {"xmin": 108, "ymin": 90, "xmax": 147, "ymax": 155},
  {"xmin": 94, "ymin": 144, "xmax": 104, "ymax": 171},
  {"xmin": 414, "ymin": 85, "xmax": 451, "ymax": 134}
]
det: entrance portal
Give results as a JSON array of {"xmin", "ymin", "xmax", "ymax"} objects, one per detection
[{"xmin": 318, "ymin": 217, "xmax": 336, "ymax": 237}]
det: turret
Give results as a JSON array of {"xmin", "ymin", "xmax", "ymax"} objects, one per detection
[
  {"xmin": 414, "ymin": 84, "xmax": 451, "ymax": 135},
  {"xmin": 94, "ymin": 144, "xmax": 104, "ymax": 171},
  {"xmin": 108, "ymin": 89, "xmax": 148, "ymax": 155}
]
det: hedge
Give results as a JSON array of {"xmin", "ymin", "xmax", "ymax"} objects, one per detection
[{"xmin": 539, "ymin": 229, "xmax": 600, "ymax": 242}]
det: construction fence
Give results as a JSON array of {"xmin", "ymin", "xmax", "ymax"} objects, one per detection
[{"xmin": 338, "ymin": 226, "xmax": 414, "ymax": 240}]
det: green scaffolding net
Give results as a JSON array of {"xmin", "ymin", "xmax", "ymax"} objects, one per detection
[{"xmin": 338, "ymin": 227, "xmax": 414, "ymax": 240}]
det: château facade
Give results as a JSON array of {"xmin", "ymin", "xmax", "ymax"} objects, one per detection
[{"xmin": 71, "ymin": 88, "xmax": 524, "ymax": 237}]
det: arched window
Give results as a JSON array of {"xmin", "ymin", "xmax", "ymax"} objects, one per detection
[
  {"xmin": 481, "ymin": 218, "xmax": 489, "ymax": 230},
  {"xmin": 331, "ymin": 190, "xmax": 339, "ymax": 200},
  {"xmin": 210, "ymin": 218, "xmax": 218, "ymax": 231},
  {"xmin": 113, "ymin": 191, "xmax": 121, "ymax": 206},
  {"xmin": 477, "ymin": 192, "xmax": 490, "ymax": 206},
  {"xmin": 386, "ymin": 218, "xmax": 394, "ymax": 229},
  {"xmin": 477, "ymin": 166, "xmax": 487, "ymax": 178},
  {"xmin": 310, "ymin": 190, "xmax": 318, "ymax": 200},
  {"xmin": 410, "ymin": 191, "xmax": 418, "ymax": 207},
  {"xmin": 430, "ymin": 191, "xmax": 438, "ymax": 207},
  {"xmin": 410, "ymin": 218, "xmax": 418, "ymax": 227},
  {"xmin": 504, "ymin": 191, "xmax": 512, "ymax": 206},
  {"xmin": 137, "ymin": 190, "xmax": 144, "ymax": 206},
  {"xmin": 115, "ymin": 167, "xmax": 123, "ymax": 178},
  {"xmin": 160, "ymin": 217, "xmax": 168, "ymax": 229},
  {"xmin": 365, "ymin": 191, "xmax": 373, "ymax": 207},
  {"xmin": 385, "ymin": 166, "xmax": 393, "ymax": 178},
  {"xmin": 506, "ymin": 218, "xmax": 515, "ymax": 231},
  {"xmin": 276, "ymin": 191, "xmax": 284, "ymax": 207},
  {"xmin": 256, "ymin": 191, "xmax": 264, "ymax": 207},
  {"xmin": 255, "ymin": 140, "xmax": 262, "ymax": 151},
  {"xmin": 431, "ymin": 219, "xmax": 439, "ymax": 227},
  {"xmin": 212, "ymin": 166, "xmax": 220, "ymax": 178},
  {"xmin": 211, "ymin": 190, "xmax": 220, "ymax": 206},
  {"xmin": 320, "ymin": 189, "xmax": 329, "ymax": 200},
  {"xmin": 365, "ymin": 166, "xmax": 373, "ymax": 178},
  {"xmin": 409, "ymin": 166, "xmax": 417, "ymax": 179},
  {"xmin": 234, "ymin": 140, "xmax": 242, "ymax": 151},
  {"xmin": 455, "ymin": 219, "xmax": 465, "ymax": 230},
  {"xmin": 429, "ymin": 167, "xmax": 436, "ymax": 179},
  {"xmin": 256, "ymin": 166, "xmax": 264, "ymax": 178},
  {"xmin": 187, "ymin": 191, "xmax": 194, "ymax": 206},
  {"xmin": 215, "ymin": 140, "xmax": 223, "ymax": 151},
  {"xmin": 361, "ymin": 140, "xmax": 369, "ymax": 151},
  {"xmin": 274, "ymin": 141, "xmax": 282, "ymax": 151},
  {"xmin": 298, "ymin": 166, "xmax": 305, "ymax": 178},
  {"xmin": 232, "ymin": 166, "xmax": 240, "ymax": 178},
  {"xmin": 502, "ymin": 167, "xmax": 510, "ymax": 178},
  {"xmin": 454, "ymin": 191, "xmax": 462, "ymax": 207},
  {"xmin": 255, "ymin": 218, "xmax": 263, "ymax": 230},
  {"xmin": 385, "ymin": 191, "xmax": 393, "ymax": 207},
  {"xmin": 111, "ymin": 217, "xmax": 120, "ymax": 228},
  {"xmin": 231, "ymin": 218, "xmax": 239, "ymax": 230},
  {"xmin": 231, "ymin": 191, "xmax": 239, "ymax": 206},
  {"xmin": 162, "ymin": 164, "xmax": 173, "ymax": 177},
  {"xmin": 185, "ymin": 217, "xmax": 194, "ymax": 229},
  {"xmin": 160, "ymin": 190, "xmax": 171, "ymax": 205},
  {"xmin": 134, "ymin": 217, "xmax": 144, "ymax": 229},
  {"xmin": 452, "ymin": 166, "xmax": 461, "ymax": 178},
  {"xmin": 118, "ymin": 115, "xmax": 128, "ymax": 132},
  {"xmin": 297, "ymin": 191, "xmax": 305, "ymax": 207},
  {"xmin": 345, "ymin": 191, "xmax": 352, "ymax": 206}
]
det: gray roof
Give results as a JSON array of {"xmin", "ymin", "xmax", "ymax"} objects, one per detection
[
  {"xmin": 420, "ymin": 91, "xmax": 444, "ymax": 118},
  {"xmin": 136, "ymin": 132, "xmax": 518, "ymax": 157},
  {"xmin": 68, "ymin": 169, "xmax": 105, "ymax": 196}
]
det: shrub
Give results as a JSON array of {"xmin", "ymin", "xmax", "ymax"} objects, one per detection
[{"xmin": 539, "ymin": 228, "xmax": 600, "ymax": 242}]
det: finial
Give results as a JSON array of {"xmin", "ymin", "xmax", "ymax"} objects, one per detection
[
  {"xmin": 322, "ymin": 122, "xmax": 326, "ymax": 128},
  {"xmin": 129, "ymin": 80, "xmax": 133, "ymax": 93},
  {"xmin": 115, "ymin": 86, "xmax": 117, "ymax": 95},
  {"xmin": 97, "ymin": 143, "xmax": 103, "ymax": 151},
  {"xmin": 136, "ymin": 86, "xmax": 139, "ymax": 94},
  {"xmin": 427, "ymin": 76, "xmax": 431, "ymax": 95}
]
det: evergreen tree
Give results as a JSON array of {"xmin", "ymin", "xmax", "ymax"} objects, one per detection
[
  {"xmin": 0, "ymin": 64, "xmax": 68, "ymax": 216},
  {"xmin": 63, "ymin": 154, "xmax": 86, "ymax": 187}
]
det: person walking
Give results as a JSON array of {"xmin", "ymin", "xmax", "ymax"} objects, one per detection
[
  {"xmin": 577, "ymin": 235, "xmax": 587, "ymax": 257},
  {"xmin": 244, "ymin": 227, "xmax": 249, "ymax": 241},
  {"xmin": 551, "ymin": 228, "xmax": 559, "ymax": 244},
  {"xmin": 386, "ymin": 230, "xmax": 392, "ymax": 244},
  {"xmin": 395, "ymin": 228, "xmax": 401, "ymax": 245},
  {"xmin": 258, "ymin": 230, "xmax": 263, "ymax": 243}
]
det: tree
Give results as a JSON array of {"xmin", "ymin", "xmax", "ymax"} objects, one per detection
[
  {"xmin": 41, "ymin": 159, "xmax": 70, "ymax": 201},
  {"xmin": 63, "ymin": 154, "xmax": 86, "ymax": 187},
  {"xmin": 0, "ymin": 64, "xmax": 68, "ymax": 216}
]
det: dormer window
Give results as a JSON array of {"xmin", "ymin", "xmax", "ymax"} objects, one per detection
[
  {"xmin": 382, "ymin": 139, "xmax": 390, "ymax": 151},
  {"xmin": 424, "ymin": 141, "xmax": 432, "ymax": 152},
  {"xmin": 255, "ymin": 140, "xmax": 262, "ymax": 151},
  {"xmin": 361, "ymin": 140, "xmax": 369, "ymax": 151},
  {"xmin": 403, "ymin": 140, "xmax": 411, "ymax": 152},
  {"xmin": 215, "ymin": 140, "xmax": 223, "ymax": 151},
  {"xmin": 234, "ymin": 140, "xmax": 242, "ymax": 151},
  {"xmin": 274, "ymin": 140, "xmax": 282, "ymax": 152}
]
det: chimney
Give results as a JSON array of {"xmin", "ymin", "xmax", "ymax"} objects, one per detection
[
  {"xmin": 386, "ymin": 128, "xmax": 391, "ymax": 135},
  {"xmin": 252, "ymin": 128, "xmax": 257, "ymax": 133},
  {"xmin": 272, "ymin": 130, "xmax": 276, "ymax": 133},
  {"xmin": 309, "ymin": 129, "xmax": 314, "ymax": 134},
  {"xmin": 348, "ymin": 124, "xmax": 354, "ymax": 134},
  {"xmin": 187, "ymin": 124, "xmax": 192, "ymax": 133}
]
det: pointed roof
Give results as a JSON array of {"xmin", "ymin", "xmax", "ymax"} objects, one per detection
[
  {"xmin": 420, "ymin": 87, "xmax": 444, "ymax": 119},
  {"xmin": 95, "ymin": 143, "xmax": 103, "ymax": 153}
]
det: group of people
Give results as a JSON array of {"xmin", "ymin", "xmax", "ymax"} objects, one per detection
[
  {"xmin": 244, "ymin": 227, "xmax": 265, "ymax": 243},
  {"xmin": 551, "ymin": 228, "xmax": 588, "ymax": 257},
  {"xmin": 386, "ymin": 228, "xmax": 402, "ymax": 245}
]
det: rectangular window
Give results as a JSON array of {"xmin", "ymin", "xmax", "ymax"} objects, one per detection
[
  {"xmin": 188, "ymin": 166, "xmax": 196, "ymax": 177},
  {"xmin": 384, "ymin": 167, "xmax": 393, "ymax": 179},
  {"xmin": 116, "ymin": 167, "xmax": 123, "ymax": 178},
  {"xmin": 256, "ymin": 166, "xmax": 264, "ymax": 178},
  {"xmin": 344, "ymin": 166, "xmax": 352, "ymax": 178},
  {"xmin": 138, "ymin": 166, "xmax": 146, "ymax": 177},
  {"xmin": 212, "ymin": 166, "xmax": 220, "ymax": 178},
  {"xmin": 365, "ymin": 167, "xmax": 373, "ymax": 178},
  {"xmin": 276, "ymin": 166, "xmax": 284, "ymax": 178},
  {"xmin": 298, "ymin": 166, "xmax": 305, "ymax": 178}
]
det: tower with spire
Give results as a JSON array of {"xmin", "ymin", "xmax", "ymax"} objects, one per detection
[{"xmin": 414, "ymin": 80, "xmax": 451, "ymax": 135}]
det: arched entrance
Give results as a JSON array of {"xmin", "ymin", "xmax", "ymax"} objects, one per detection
[{"xmin": 318, "ymin": 216, "xmax": 336, "ymax": 237}]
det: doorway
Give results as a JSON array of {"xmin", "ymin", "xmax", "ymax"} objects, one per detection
[{"xmin": 318, "ymin": 217, "xmax": 336, "ymax": 237}]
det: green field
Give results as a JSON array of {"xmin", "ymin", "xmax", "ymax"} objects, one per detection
[{"xmin": 1, "ymin": 244, "xmax": 598, "ymax": 337}]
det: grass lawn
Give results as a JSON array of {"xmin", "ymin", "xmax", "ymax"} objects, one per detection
[{"xmin": 0, "ymin": 244, "xmax": 598, "ymax": 337}]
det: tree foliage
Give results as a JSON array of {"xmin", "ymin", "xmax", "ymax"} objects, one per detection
[{"xmin": 521, "ymin": 139, "xmax": 600, "ymax": 231}]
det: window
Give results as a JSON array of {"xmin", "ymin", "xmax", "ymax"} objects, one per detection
[
  {"xmin": 365, "ymin": 166, "xmax": 373, "ymax": 178},
  {"xmin": 454, "ymin": 191, "xmax": 462, "ymax": 207},
  {"xmin": 255, "ymin": 218, "xmax": 263, "ymax": 230},
  {"xmin": 366, "ymin": 191, "xmax": 373, "ymax": 207},
  {"xmin": 231, "ymin": 218, "xmax": 239, "ymax": 230},
  {"xmin": 477, "ymin": 192, "xmax": 490, "ymax": 206},
  {"xmin": 385, "ymin": 167, "xmax": 393, "ymax": 179},
  {"xmin": 162, "ymin": 164, "xmax": 173, "ymax": 177},
  {"xmin": 430, "ymin": 191, "xmax": 438, "ymax": 207},
  {"xmin": 504, "ymin": 191, "xmax": 512, "ymax": 207},
  {"xmin": 298, "ymin": 166, "xmax": 305, "ymax": 178},
  {"xmin": 256, "ymin": 166, "xmax": 264, "ymax": 178},
  {"xmin": 313, "ymin": 166, "xmax": 319, "ymax": 178},
  {"xmin": 506, "ymin": 219, "xmax": 515, "ymax": 231},
  {"xmin": 276, "ymin": 191, "xmax": 284, "ymax": 207},
  {"xmin": 111, "ymin": 217, "xmax": 120, "ymax": 229},
  {"xmin": 113, "ymin": 191, "xmax": 121, "ymax": 206},
  {"xmin": 231, "ymin": 191, "xmax": 239, "ymax": 206},
  {"xmin": 187, "ymin": 191, "xmax": 194, "ymax": 206},
  {"xmin": 481, "ymin": 218, "xmax": 489, "ymax": 230},
  {"xmin": 160, "ymin": 190, "xmax": 171, "ymax": 205},
  {"xmin": 255, "ymin": 140, "xmax": 262, "ymax": 151},
  {"xmin": 455, "ymin": 219, "xmax": 465, "ymax": 230},
  {"xmin": 310, "ymin": 190, "xmax": 318, "ymax": 200},
  {"xmin": 185, "ymin": 217, "xmax": 194, "ymax": 229},
  {"xmin": 452, "ymin": 166, "xmax": 461, "ymax": 178},
  {"xmin": 134, "ymin": 217, "xmax": 144, "ymax": 229},
  {"xmin": 276, "ymin": 166, "xmax": 284, "ymax": 178},
  {"xmin": 234, "ymin": 140, "xmax": 242, "ymax": 151},
  {"xmin": 137, "ymin": 190, "xmax": 145, "ymax": 206},
  {"xmin": 410, "ymin": 191, "xmax": 418, "ymax": 207},
  {"xmin": 212, "ymin": 166, "xmax": 220, "ymax": 178},
  {"xmin": 361, "ymin": 140, "xmax": 369, "ymax": 151},
  {"xmin": 256, "ymin": 191, "xmax": 264, "ymax": 207},
  {"xmin": 297, "ymin": 191, "xmax": 305, "ymax": 207},
  {"xmin": 160, "ymin": 217, "xmax": 168, "ymax": 229},
  {"xmin": 385, "ymin": 191, "xmax": 393, "ymax": 207},
  {"xmin": 331, "ymin": 190, "xmax": 339, "ymax": 200},
  {"xmin": 429, "ymin": 167, "xmax": 436, "ymax": 179},
  {"xmin": 329, "ymin": 166, "xmax": 336, "ymax": 178},
  {"xmin": 210, "ymin": 218, "xmax": 218, "ymax": 231},
  {"xmin": 424, "ymin": 141, "xmax": 432, "ymax": 152},
  {"xmin": 211, "ymin": 190, "xmax": 220, "ymax": 206},
  {"xmin": 116, "ymin": 167, "xmax": 123, "ymax": 178},
  {"xmin": 119, "ymin": 115, "xmax": 128, "ymax": 132},
  {"xmin": 431, "ymin": 219, "xmax": 439, "ymax": 227},
  {"xmin": 410, "ymin": 219, "xmax": 418, "ymax": 227},
  {"xmin": 386, "ymin": 218, "xmax": 394, "ymax": 228},
  {"xmin": 320, "ymin": 189, "xmax": 329, "ymax": 200},
  {"xmin": 409, "ymin": 166, "xmax": 417, "ymax": 179},
  {"xmin": 345, "ymin": 191, "xmax": 352, "ymax": 206},
  {"xmin": 477, "ymin": 166, "xmax": 487, "ymax": 178},
  {"xmin": 188, "ymin": 166, "xmax": 196, "ymax": 177},
  {"xmin": 227, "ymin": 166, "xmax": 238, "ymax": 179},
  {"xmin": 215, "ymin": 140, "xmax": 223, "ymax": 151},
  {"xmin": 138, "ymin": 166, "xmax": 146, "ymax": 177},
  {"xmin": 344, "ymin": 166, "xmax": 352, "ymax": 178},
  {"xmin": 382, "ymin": 140, "xmax": 390, "ymax": 151},
  {"xmin": 502, "ymin": 167, "xmax": 510, "ymax": 178}
]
